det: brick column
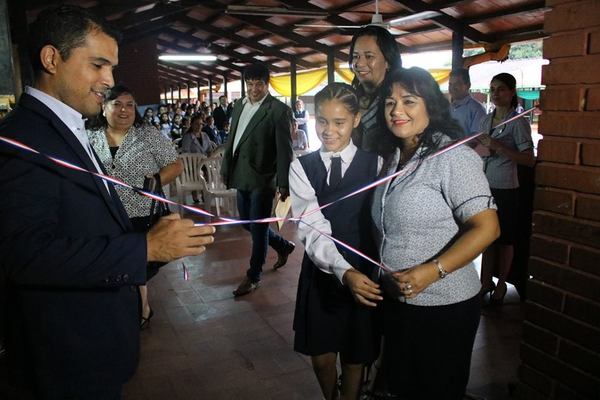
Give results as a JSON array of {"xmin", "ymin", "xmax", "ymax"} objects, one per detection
[
  {"xmin": 516, "ymin": 1, "xmax": 600, "ymax": 399},
  {"xmin": 113, "ymin": 35, "xmax": 161, "ymax": 106}
]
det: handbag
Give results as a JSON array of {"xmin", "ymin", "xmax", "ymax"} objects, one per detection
[{"xmin": 143, "ymin": 173, "xmax": 171, "ymax": 229}]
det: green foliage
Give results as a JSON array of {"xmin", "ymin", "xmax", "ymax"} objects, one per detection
[
  {"xmin": 463, "ymin": 48, "xmax": 485, "ymax": 58},
  {"xmin": 508, "ymin": 41, "xmax": 542, "ymax": 59},
  {"xmin": 462, "ymin": 41, "xmax": 543, "ymax": 60}
]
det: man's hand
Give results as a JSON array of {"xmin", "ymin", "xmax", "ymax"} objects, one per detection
[
  {"xmin": 146, "ymin": 214, "xmax": 215, "ymax": 262},
  {"xmin": 342, "ymin": 268, "xmax": 383, "ymax": 307},
  {"xmin": 278, "ymin": 187, "xmax": 290, "ymax": 201}
]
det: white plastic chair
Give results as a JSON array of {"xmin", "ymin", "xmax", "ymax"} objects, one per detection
[
  {"xmin": 175, "ymin": 153, "xmax": 206, "ymax": 215},
  {"xmin": 200, "ymin": 153, "xmax": 237, "ymax": 217}
]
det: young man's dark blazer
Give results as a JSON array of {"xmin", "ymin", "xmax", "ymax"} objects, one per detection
[
  {"xmin": 221, "ymin": 94, "xmax": 293, "ymax": 192},
  {"xmin": 212, "ymin": 105, "xmax": 227, "ymax": 130},
  {"xmin": 0, "ymin": 93, "xmax": 147, "ymax": 398}
]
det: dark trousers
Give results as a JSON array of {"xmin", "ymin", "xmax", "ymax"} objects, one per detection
[
  {"xmin": 236, "ymin": 189, "xmax": 288, "ymax": 282},
  {"xmin": 383, "ymin": 295, "xmax": 481, "ymax": 400}
]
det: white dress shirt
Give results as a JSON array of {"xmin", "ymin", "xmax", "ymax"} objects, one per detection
[
  {"xmin": 25, "ymin": 86, "xmax": 110, "ymax": 193},
  {"xmin": 290, "ymin": 140, "xmax": 382, "ymax": 283},
  {"xmin": 232, "ymin": 94, "xmax": 268, "ymax": 153}
]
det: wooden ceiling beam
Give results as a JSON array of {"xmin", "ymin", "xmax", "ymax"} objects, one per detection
[
  {"xmin": 87, "ymin": 0, "xmax": 157, "ymax": 20},
  {"xmin": 202, "ymin": 0, "xmax": 348, "ymax": 62},
  {"xmin": 462, "ymin": 1, "xmax": 547, "ymax": 25},
  {"xmin": 160, "ymin": 27, "xmax": 286, "ymax": 74},
  {"xmin": 111, "ymin": 2, "xmax": 196, "ymax": 32},
  {"xmin": 393, "ymin": 0, "xmax": 491, "ymax": 43},
  {"xmin": 221, "ymin": 13, "xmax": 348, "ymax": 62},
  {"xmin": 157, "ymin": 63, "xmax": 207, "ymax": 80},
  {"xmin": 176, "ymin": 15, "xmax": 318, "ymax": 69},
  {"xmin": 119, "ymin": 1, "xmax": 221, "ymax": 41},
  {"xmin": 157, "ymin": 67, "xmax": 200, "ymax": 86},
  {"xmin": 157, "ymin": 40, "xmax": 242, "ymax": 79}
]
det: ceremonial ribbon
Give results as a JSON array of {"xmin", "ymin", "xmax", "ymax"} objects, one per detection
[{"xmin": 0, "ymin": 107, "xmax": 534, "ymax": 275}]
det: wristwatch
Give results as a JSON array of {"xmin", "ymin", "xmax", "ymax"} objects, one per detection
[{"xmin": 433, "ymin": 259, "xmax": 448, "ymax": 279}]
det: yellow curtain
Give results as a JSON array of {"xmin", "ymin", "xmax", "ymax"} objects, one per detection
[
  {"xmin": 270, "ymin": 69, "xmax": 328, "ymax": 97},
  {"xmin": 268, "ymin": 67, "xmax": 451, "ymax": 96},
  {"xmin": 428, "ymin": 69, "xmax": 451, "ymax": 85},
  {"xmin": 335, "ymin": 67, "xmax": 355, "ymax": 84}
]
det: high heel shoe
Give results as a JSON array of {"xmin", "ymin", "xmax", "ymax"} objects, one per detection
[
  {"xmin": 479, "ymin": 282, "xmax": 496, "ymax": 299},
  {"xmin": 489, "ymin": 282, "xmax": 507, "ymax": 306},
  {"xmin": 140, "ymin": 308, "xmax": 154, "ymax": 330}
]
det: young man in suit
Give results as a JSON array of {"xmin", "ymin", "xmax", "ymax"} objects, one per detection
[
  {"xmin": 221, "ymin": 63, "xmax": 296, "ymax": 296},
  {"xmin": 213, "ymin": 94, "xmax": 232, "ymax": 131},
  {"xmin": 0, "ymin": 6, "xmax": 214, "ymax": 399}
]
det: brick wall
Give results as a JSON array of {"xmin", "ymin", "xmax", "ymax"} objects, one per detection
[
  {"xmin": 113, "ymin": 35, "xmax": 161, "ymax": 105},
  {"xmin": 516, "ymin": 1, "xmax": 600, "ymax": 399}
]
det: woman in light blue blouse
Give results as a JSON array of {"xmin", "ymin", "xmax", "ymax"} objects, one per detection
[
  {"xmin": 372, "ymin": 68, "xmax": 500, "ymax": 400},
  {"xmin": 478, "ymin": 73, "xmax": 535, "ymax": 305}
]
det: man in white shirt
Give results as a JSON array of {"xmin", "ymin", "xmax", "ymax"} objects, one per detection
[{"xmin": 221, "ymin": 63, "xmax": 295, "ymax": 296}]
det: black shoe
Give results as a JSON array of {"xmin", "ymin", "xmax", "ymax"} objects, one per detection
[
  {"xmin": 273, "ymin": 241, "xmax": 295, "ymax": 270},
  {"xmin": 233, "ymin": 277, "xmax": 260, "ymax": 297}
]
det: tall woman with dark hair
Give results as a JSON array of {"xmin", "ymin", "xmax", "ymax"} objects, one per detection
[
  {"xmin": 349, "ymin": 25, "xmax": 402, "ymax": 155},
  {"xmin": 478, "ymin": 73, "xmax": 535, "ymax": 304},
  {"xmin": 372, "ymin": 68, "xmax": 500, "ymax": 399},
  {"xmin": 88, "ymin": 85, "xmax": 183, "ymax": 328}
]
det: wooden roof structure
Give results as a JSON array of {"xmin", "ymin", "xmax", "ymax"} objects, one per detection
[{"xmin": 16, "ymin": 0, "xmax": 548, "ymax": 89}]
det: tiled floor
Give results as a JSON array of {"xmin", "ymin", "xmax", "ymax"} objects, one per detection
[
  {"xmin": 122, "ymin": 222, "xmax": 524, "ymax": 400},
  {"xmin": 0, "ymin": 221, "xmax": 525, "ymax": 400}
]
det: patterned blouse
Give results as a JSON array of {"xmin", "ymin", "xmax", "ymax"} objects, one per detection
[
  {"xmin": 372, "ymin": 132, "xmax": 496, "ymax": 306},
  {"xmin": 88, "ymin": 124, "xmax": 179, "ymax": 218},
  {"xmin": 480, "ymin": 110, "xmax": 533, "ymax": 189}
]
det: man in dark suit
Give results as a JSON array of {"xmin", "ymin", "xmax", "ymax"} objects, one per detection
[
  {"xmin": 213, "ymin": 95, "xmax": 231, "ymax": 131},
  {"xmin": 222, "ymin": 63, "xmax": 295, "ymax": 296},
  {"xmin": 0, "ymin": 6, "xmax": 214, "ymax": 399}
]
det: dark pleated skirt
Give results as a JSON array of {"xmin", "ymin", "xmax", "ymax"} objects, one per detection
[{"xmin": 293, "ymin": 254, "xmax": 380, "ymax": 364}]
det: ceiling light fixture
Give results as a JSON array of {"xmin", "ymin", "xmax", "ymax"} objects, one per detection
[{"xmin": 159, "ymin": 54, "xmax": 217, "ymax": 61}]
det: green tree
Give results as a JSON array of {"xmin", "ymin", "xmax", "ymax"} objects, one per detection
[
  {"xmin": 462, "ymin": 41, "xmax": 543, "ymax": 60},
  {"xmin": 508, "ymin": 41, "xmax": 542, "ymax": 59}
]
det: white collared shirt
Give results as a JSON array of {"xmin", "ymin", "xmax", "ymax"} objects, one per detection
[
  {"xmin": 25, "ymin": 86, "xmax": 110, "ymax": 192},
  {"xmin": 232, "ymin": 94, "xmax": 268, "ymax": 153},
  {"xmin": 318, "ymin": 141, "xmax": 357, "ymax": 186},
  {"xmin": 289, "ymin": 141, "xmax": 382, "ymax": 283}
]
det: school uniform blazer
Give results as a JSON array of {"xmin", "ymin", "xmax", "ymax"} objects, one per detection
[
  {"xmin": 221, "ymin": 94, "xmax": 293, "ymax": 192},
  {"xmin": 0, "ymin": 93, "xmax": 147, "ymax": 396}
]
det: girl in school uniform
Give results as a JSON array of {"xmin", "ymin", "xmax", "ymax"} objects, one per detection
[{"xmin": 290, "ymin": 83, "xmax": 383, "ymax": 400}]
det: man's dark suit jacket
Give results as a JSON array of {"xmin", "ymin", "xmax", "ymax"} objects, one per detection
[
  {"xmin": 212, "ymin": 105, "xmax": 228, "ymax": 131},
  {"xmin": 221, "ymin": 94, "xmax": 293, "ymax": 192},
  {"xmin": 0, "ymin": 93, "xmax": 147, "ymax": 398}
]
